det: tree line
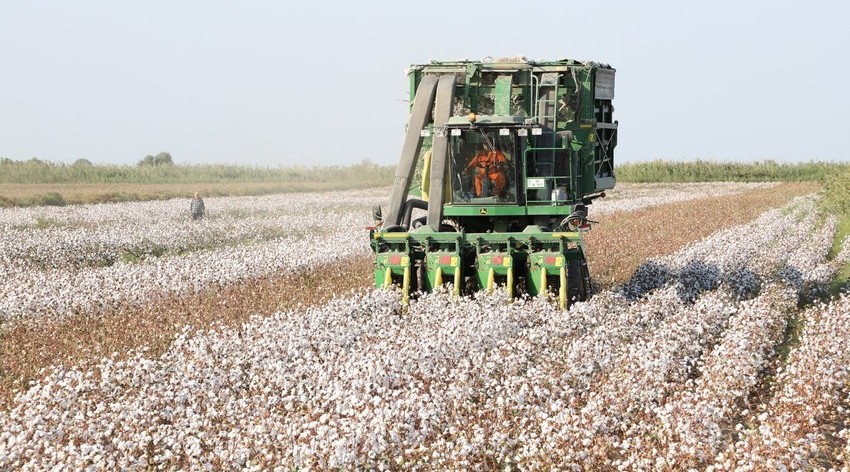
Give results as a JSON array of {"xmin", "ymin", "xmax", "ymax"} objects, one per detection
[{"xmin": 1, "ymin": 152, "xmax": 175, "ymax": 168}]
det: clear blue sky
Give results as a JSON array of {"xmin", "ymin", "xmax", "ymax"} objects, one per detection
[{"xmin": 1, "ymin": 1, "xmax": 847, "ymax": 166}]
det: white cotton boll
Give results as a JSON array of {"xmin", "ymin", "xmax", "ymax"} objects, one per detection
[
  {"xmin": 2, "ymin": 193, "xmax": 848, "ymax": 470},
  {"xmin": 1, "ymin": 190, "xmax": 382, "ymax": 321}
]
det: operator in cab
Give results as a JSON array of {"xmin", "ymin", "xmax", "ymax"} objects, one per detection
[{"xmin": 464, "ymin": 142, "xmax": 508, "ymax": 198}]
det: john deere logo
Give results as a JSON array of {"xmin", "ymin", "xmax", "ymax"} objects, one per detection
[{"xmin": 479, "ymin": 208, "xmax": 488, "ymax": 215}]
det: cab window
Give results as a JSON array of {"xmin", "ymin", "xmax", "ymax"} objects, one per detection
[{"xmin": 448, "ymin": 129, "xmax": 517, "ymax": 204}]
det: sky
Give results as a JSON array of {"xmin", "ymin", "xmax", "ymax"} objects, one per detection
[{"xmin": 0, "ymin": 1, "xmax": 847, "ymax": 166}]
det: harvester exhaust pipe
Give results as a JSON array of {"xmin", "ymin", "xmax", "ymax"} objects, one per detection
[
  {"xmin": 385, "ymin": 75, "xmax": 439, "ymax": 227},
  {"xmin": 426, "ymin": 75, "xmax": 456, "ymax": 227},
  {"xmin": 401, "ymin": 198, "xmax": 428, "ymax": 229}
]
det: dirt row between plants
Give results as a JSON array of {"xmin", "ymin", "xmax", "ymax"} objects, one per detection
[
  {"xmin": 0, "ymin": 182, "xmax": 818, "ymax": 410},
  {"xmin": 0, "ymin": 257, "xmax": 374, "ymax": 409},
  {"xmin": 585, "ymin": 182, "xmax": 819, "ymax": 288}
]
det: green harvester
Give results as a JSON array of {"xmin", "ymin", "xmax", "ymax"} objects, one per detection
[{"xmin": 370, "ymin": 56, "xmax": 617, "ymax": 308}]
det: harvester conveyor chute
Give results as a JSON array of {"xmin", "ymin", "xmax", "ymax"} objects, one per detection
[
  {"xmin": 385, "ymin": 75, "xmax": 439, "ymax": 227},
  {"xmin": 426, "ymin": 75, "xmax": 456, "ymax": 227}
]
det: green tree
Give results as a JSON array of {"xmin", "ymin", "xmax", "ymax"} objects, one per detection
[
  {"xmin": 72, "ymin": 158, "xmax": 93, "ymax": 167},
  {"xmin": 138, "ymin": 155, "xmax": 155, "ymax": 166},
  {"xmin": 154, "ymin": 152, "xmax": 173, "ymax": 166}
]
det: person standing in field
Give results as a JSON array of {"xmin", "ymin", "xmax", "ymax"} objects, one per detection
[{"xmin": 190, "ymin": 192, "xmax": 205, "ymax": 220}]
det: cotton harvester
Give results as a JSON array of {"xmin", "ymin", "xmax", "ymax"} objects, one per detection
[{"xmin": 369, "ymin": 57, "xmax": 617, "ymax": 308}]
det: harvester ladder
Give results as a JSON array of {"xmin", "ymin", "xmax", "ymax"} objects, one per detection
[{"xmin": 533, "ymin": 73, "xmax": 561, "ymax": 177}]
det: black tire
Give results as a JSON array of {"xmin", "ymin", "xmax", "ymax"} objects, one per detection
[{"xmin": 568, "ymin": 260, "xmax": 589, "ymax": 302}]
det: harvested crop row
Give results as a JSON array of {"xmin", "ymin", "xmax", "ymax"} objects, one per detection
[
  {"xmin": 591, "ymin": 181, "xmax": 777, "ymax": 215},
  {"xmin": 585, "ymin": 181, "xmax": 818, "ymax": 287}
]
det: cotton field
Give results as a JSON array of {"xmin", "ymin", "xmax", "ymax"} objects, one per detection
[
  {"xmin": 0, "ymin": 190, "xmax": 385, "ymax": 321},
  {"xmin": 0, "ymin": 183, "xmax": 767, "ymax": 323},
  {"xmin": 1, "ymin": 184, "xmax": 850, "ymax": 470}
]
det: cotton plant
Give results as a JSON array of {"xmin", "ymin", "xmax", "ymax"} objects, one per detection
[
  {"xmin": 1, "ymin": 196, "xmax": 848, "ymax": 470},
  {"xmin": 0, "ymin": 189, "xmax": 386, "ymax": 271},
  {"xmin": 714, "ymin": 294, "xmax": 850, "ymax": 471},
  {"xmin": 0, "ymin": 191, "xmax": 382, "ymax": 322}
]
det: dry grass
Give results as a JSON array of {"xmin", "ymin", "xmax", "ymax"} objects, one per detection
[
  {"xmin": 0, "ymin": 182, "xmax": 390, "ymax": 207},
  {"xmin": 0, "ymin": 182, "xmax": 818, "ymax": 411},
  {"xmin": 585, "ymin": 181, "xmax": 820, "ymax": 288},
  {"xmin": 0, "ymin": 255, "xmax": 374, "ymax": 409}
]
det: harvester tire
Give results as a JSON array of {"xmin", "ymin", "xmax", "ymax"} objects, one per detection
[{"xmin": 568, "ymin": 260, "xmax": 589, "ymax": 303}]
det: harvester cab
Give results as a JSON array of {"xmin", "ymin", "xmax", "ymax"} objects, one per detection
[{"xmin": 370, "ymin": 57, "xmax": 617, "ymax": 309}]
